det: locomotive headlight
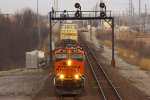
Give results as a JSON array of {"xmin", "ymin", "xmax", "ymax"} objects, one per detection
[
  {"xmin": 59, "ymin": 74, "xmax": 64, "ymax": 79},
  {"xmin": 67, "ymin": 60, "xmax": 72, "ymax": 66},
  {"xmin": 75, "ymin": 74, "xmax": 79, "ymax": 79}
]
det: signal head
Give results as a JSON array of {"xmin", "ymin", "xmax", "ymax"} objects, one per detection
[
  {"xmin": 99, "ymin": 3, "xmax": 105, "ymax": 8},
  {"xmin": 75, "ymin": 12, "xmax": 80, "ymax": 17},
  {"xmin": 100, "ymin": 11, "xmax": 106, "ymax": 17},
  {"xmin": 75, "ymin": 3, "xmax": 80, "ymax": 8}
]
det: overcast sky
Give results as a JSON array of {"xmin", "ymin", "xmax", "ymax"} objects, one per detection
[{"xmin": 0, "ymin": 0, "xmax": 149, "ymax": 15}]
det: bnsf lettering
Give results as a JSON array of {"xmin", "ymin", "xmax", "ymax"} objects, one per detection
[{"xmin": 56, "ymin": 66, "xmax": 81, "ymax": 70}]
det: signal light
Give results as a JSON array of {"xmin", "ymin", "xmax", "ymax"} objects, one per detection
[
  {"xmin": 75, "ymin": 10, "xmax": 80, "ymax": 17},
  {"xmin": 74, "ymin": 3, "xmax": 81, "ymax": 17},
  {"xmin": 100, "ymin": 11, "xmax": 106, "ymax": 17},
  {"xmin": 99, "ymin": 3, "xmax": 105, "ymax": 8},
  {"xmin": 75, "ymin": 3, "xmax": 80, "ymax": 8},
  {"xmin": 75, "ymin": 12, "xmax": 80, "ymax": 17}
]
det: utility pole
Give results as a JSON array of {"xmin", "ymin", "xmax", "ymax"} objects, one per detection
[
  {"xmin": 54, "ymin": 0, "xmax": 58, "ymax": 16},
  {"xmin": 123, "ymin": 11, "xmax": 124, "ymax": 25},
  {"xmin": 129, "ymin": 0, "xmax": 131, "ymax": 28},
  {"xmin": 119, "ymin": 12, "xmax": 120, "ymax": 27},
  {"xmin": 129, "ymin": 0, "xmax": 133, "ymax": 29},
  {"xmin": 133, "ymin": 5, "xmax": 135, "ymax": 29},
  {"xmin": 95, "ymin": 2, "xmax": 98, "ymax": 17},
  {"xmin": 37, "ymin": 0, "xmax": 41, "ymax": 49},
  {"xmin": 131, "ymin": 0, "xmax": 133, "ymax": 29},
  {"xmin": 49, "ymin": 12, "xmax": 52, "ymax": 62},
  {"xmin": 90, "ymin": 8, "xmax": 92, "ymax": 41},
  {"xmin": 145, "ymin": 4, "xmax": 148, "ymax": 33},
  {"xmin": 139, "ymin": 0, "xmax": 141, "ymax": 34},
  {"xmin": 90, "ymin": 20, "xmax": 92, "ymax": 41},
  {"xmin": 126, "ymin": 8, "xmax": 129, "ymax": 26},
  {"xmin": 92, "ymin": 5, "xmax": 95, "ymax": 25}
]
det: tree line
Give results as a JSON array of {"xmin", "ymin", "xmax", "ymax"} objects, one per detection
[{"xmin": 0, "ymin": 8, "xmax": 48, "ymax": 70}]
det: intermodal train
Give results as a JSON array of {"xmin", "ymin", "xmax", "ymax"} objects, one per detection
[{"xmin": 53, "ymin": 24, "xmax": 85, "ymax": 94}]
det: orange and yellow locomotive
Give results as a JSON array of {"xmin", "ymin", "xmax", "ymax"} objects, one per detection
[{"xmin": 54, "ymin": 39, "xmax": 85, "ymax": 94}]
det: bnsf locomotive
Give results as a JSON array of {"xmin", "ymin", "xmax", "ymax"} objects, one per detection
[{"xmin": 54, "ymin": 39, "xmax": 85, "ymax": 94}]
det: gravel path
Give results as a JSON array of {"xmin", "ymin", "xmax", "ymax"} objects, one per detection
[{"xmin": 0, "ymin": 68, "xmax": 48, "ymax": 100}]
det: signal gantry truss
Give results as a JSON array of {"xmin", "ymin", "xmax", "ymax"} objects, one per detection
[{"xmin": 49, "ymin": 3, "xmax": 116, "ymax": 67}]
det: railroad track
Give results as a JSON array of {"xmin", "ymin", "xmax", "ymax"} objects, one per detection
[
  {"xmin": 60, "ymin": 95, "xmax": 77, "ymax": 100},
  {"xmin": 79, "ymin": 37, "xmax": 122, "ymax": 100}
]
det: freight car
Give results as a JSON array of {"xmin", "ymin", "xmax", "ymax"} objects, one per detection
[{"xmin": 60, "ymin": 24, "xmax": 78, "ymax": 41}]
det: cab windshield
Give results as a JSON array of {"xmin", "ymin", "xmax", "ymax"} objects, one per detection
[
  {"xmin": 55, "ymin": 54, "xmax": 68, "ymax": 62},
  {"xmin": 70, "ymin": 53, "xmax": 83, "ymax": 61}
]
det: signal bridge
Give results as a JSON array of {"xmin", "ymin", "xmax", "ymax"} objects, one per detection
[{"xmin": 49, "ymin": 3, "xmax": 116, "ymax": 67}]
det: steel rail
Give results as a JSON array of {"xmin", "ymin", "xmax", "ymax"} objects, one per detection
[
  {"xmin": 79, "ymin": 37, "xmax": 122, "ymax": 100},
  {"xmin": 80, "ymin": 39, "xmax": 106, "ymax": 100}
]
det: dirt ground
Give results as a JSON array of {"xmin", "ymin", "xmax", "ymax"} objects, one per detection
[
  {"xmin": 82, "ymin": 28, "xmax": 150, "ymax": 99},
  {"xmin": 0, "ymin": 68, "xmax": 49, "ymax": 100}
]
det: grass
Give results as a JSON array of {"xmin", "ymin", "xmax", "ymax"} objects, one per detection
[
  {"xmin": 104, "ymin": 40, "xmax": 112, "ymax": 48},
  {"xmin": 116, "ymin": 47, "xmax": 150, "ymax": 71},
  {"xmin": 117, "ymin": 48, "xmax": 139, "ymax": 65},
  {"xmin": 140, "ymin": 58, "xmax": 150, "ymax": 71}
]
